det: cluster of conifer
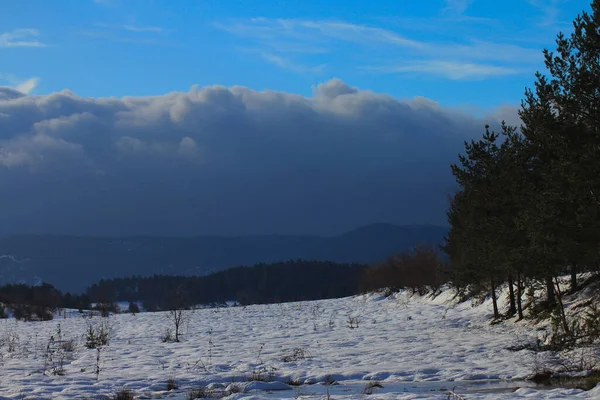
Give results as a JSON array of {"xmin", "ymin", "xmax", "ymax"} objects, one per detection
[{"xmin": 443, "ymin": 1, "xmax": 600, "ymax": 319}]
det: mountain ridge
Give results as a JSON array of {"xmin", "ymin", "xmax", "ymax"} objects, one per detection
[{"xmin": 0, "ymin": 223, "xmax": 448, "ymax": 293}]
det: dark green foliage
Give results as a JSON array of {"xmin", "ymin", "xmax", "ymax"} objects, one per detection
[
  {"xmin": 87, "ymin": 260, "xmax": 365, "ymax": 307},
  {"xmin": 85, "ymin": 320, "xmax": 111, "ymax": 349},
  {"xmin": 444, "ymin": 0, "xmax": 600, "ymax": 318},
  {"xmin": 85, "ymin": 326, "xmax": 98, "ymax": 349}
]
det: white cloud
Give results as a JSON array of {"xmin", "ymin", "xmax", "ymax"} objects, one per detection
[
  {"xmin": 0, "ymin": 81, "xmax": 515, "ymax": 236},
  {"xmin": 364, "ymin": 60, "xmax": 520, "ymax": 80},
  {"xmin": 0, "ymin": 29, "xmax": 45, "ymax": 48},
  {"xmin": 15, "ymin": 78, "xmax": 39, "ymax": 94},
  {"xmin": 0, "ymin": 74, "xmax": 40, "ymax": 94}
]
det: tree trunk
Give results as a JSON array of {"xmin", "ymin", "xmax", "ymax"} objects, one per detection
[
  {"xmin": 507, "ymin": 273, "xmax": 516, "ymax": 317},
  {"xmin": 516, "ymin": 272, "xmax": 524, "ymax": 320},
  {"xmin": 491, "ymin": 277, "xmax": 499, "ymax": 319},
  {"xmin": 570, "ymin": 263, "xmax": 577, "ymax": 293},
  {"xmin": 554, "ymin": 277, "xmax": 570, "ymax": 335},
  {"xmin": 546, "ymin": 275, "xmax": 556, "ymax": 307}
]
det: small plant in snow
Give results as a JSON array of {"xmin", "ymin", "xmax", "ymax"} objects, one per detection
[
  {"xmin": 0, "ymin": 324, "xmax": 20, "ymax": 354},
  {"xmin": 166, "ymin": 376, "xmax": 178, "ymax": 391},
  {"xmin": 187, "ymin": 386, "xmax": 224, "ymax": 399},
  {"xmin": 84, "ymin": 318, "xmax": 112, "ymax": 349},
  {"xmin": 346, "ymin": 315, "xmax": 360, "ymax": 329},
  {"xmin": 95, "ymin": 347, "xmax": 103, "ymax": 381},
  {"xmin": 43, "ymin": 326, "xmax": 71, "ymax": 376},
  {"xmin": 208, "ymin": 328, "xmax": 214, "ymax": 364},
  {"xmin": 362, "ymin": 381, "xmax": 383, "ymax": 395},
  {"xmin": 323, "ymin": 375, "xmax": 337, "ymax": 385},
  {"xmin": 161, "ymin": 328, "xmax": 174, "ymax": 343},
  {"xmin": 249, "ymin": 364, "xmax": 277, "ymax": 382},
  {"xmin": 112, "ymin": 388, "xmax": 135, "ymax": 400},
  {"xmin": 128, "ymin": 302, "xmax": 140, "ymax": 315},
  {"xmin": 281, "ymin": 348, "xmax": 312, "ymax": 363}
]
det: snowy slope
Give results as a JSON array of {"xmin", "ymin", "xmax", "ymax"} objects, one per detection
[{"xmin": 0, "ymin": 288, "xmax": 598, "ymax": 399}]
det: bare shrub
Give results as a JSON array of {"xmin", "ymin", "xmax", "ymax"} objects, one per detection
[
  {"xmin": 128, "ymin": 302, "xmax": 140, "ymax": 315},
  {"xmin": 41, "ymin": 324, "xmax": 76, "ymax": 376},
  {"xmin": 362, "ymin": 381, "xmax": 383, "ymax": 395},
  {"xmin": 163, "ymin": 286, "xmax": 192, "ymax": 342},
  {"xmin": 346, "ymin": 315, "xmax": 360, "ymax": 329},
  {"xmin": 361, "ymin": 245, "xmax": 447, "ymax": 294},
  {"xmin": 60, "ymin": 339, "xmax": 76, "ymax": 352},
  {"xmin": 166, "ymin": 377, "xmax": 178, "ymax": 391},
  {"xmin": 112, "ymin": 388, "xmax": 135, "ymax": 400},
  {"xmin": 94, "ymin": 302, "xmax": 119, "ymax": 317},
  {"xmin": 187, "ymin": 386, "xmax": 218, "ymax": 399},
  {"xmin": 0, "ymin": 325, "xmax": 20, "ymax": 354},
  {"xmin": 12, "ymin": 304, "xmax": 53, "ymax": 321},
  {"xmin": 249, "ymin": 365, "xmax": 277, "ymax": 382},
  {"xmin": 281, "ymin": 348, "xmax": 312, "ymax": 362},
  {"xmin": 323, "ymin": 375, "xmax": 337, "ymax": 385},
  {"xmin": 167, "ymin": 308, "xmax": 190, "ymax": 342},
  {"xmin": 160, "ymin": 328, "xmax": 174, "ymax": 343}
]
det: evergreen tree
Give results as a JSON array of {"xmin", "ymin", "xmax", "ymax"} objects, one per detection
[{"xmin": 445, "ymin": 0, "xmax": 600, "ymax": 317}]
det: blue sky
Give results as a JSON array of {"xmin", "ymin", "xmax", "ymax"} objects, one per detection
[{"xmin": 1, "ymin": 0, "xmax": 591, "ymax": 108}]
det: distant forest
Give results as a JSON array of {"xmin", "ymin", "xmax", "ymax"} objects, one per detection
[
  {"xmin": 1, "ymin": 250, "xmax": 449, "ymax": 319},
  {"xmin": 86, "ymin": 260, "xmax": 366, "ymax": 309}
]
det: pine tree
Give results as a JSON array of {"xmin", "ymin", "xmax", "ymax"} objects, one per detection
[{"xmin": 519, "ymin": 0, "xmax": 600, "ymax": 296}]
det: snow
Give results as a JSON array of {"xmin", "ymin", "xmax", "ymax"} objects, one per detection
[{"xmin": 0, "ymin": 288, "xmax": 599, "ymax": 399}]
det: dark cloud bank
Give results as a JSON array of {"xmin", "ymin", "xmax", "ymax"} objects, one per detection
[{"xmin": 0, "ymin": 80, "xmax": 516, "ymax": 236}]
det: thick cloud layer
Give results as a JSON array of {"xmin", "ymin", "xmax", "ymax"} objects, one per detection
[{"xmin": 0, "ymin": 80, "xmax": 513, "ymax": 236}]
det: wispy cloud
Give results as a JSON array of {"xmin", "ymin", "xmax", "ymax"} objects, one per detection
[
  {"xmin": 527, "ymin": 0, "xmax": 570, "ymax": 28},
  {"xmin": 122, "ymin": 25, "xmax": 163, "ymax": 33},
  {"xmin": 217, "ymin": 18, "xmax": 423, "ymax": 49},
  {"xmin": 216, "ymin": 17, "xmax": 538, "ymax": 78},
  {"xmin": 255, "ymin": 51, "xmax": 325, "ymax": 73},
  {"xmin": 79, "ymin": 30, "xmax": 172, "ymax": 46},
  {"xmin": 363, "ymin": 61, "xmax": 520, "ymax": 80},
  {"xmin": 0, "ymin": 29, "xmax": 45, "ymax": 48},
  {"xmin": 94, "ymin": 23, "xmax": 165, "ymax": 33},
  {"xmin": 81, "ymin": 23, "xmax": 170, "ymax": 45},
  {"xmin": 0, "ymin": 73, "xmax": 40, "ymax": 93},
  {"xmin": 443, "ymin": 0, "xmax": 474, "ymax": 15}
]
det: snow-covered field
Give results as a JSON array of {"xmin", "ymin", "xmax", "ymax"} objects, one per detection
[{"xmin": 0, "ymin": 289, "xmax": 599, "ymax": 399}]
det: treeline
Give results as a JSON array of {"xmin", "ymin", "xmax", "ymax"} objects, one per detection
[
  {"xmin": 86, "ymin": 260, "xmax": 366, "ymax": 309},
  {"xmin": 443, "ymin": 2, "xmax": 600, "ymax": 319},
  {"xmin": 0, "ymin": 283, "xmax": 90, "ymax": 320}
]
